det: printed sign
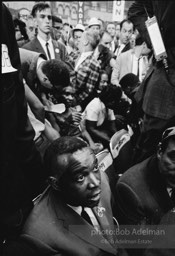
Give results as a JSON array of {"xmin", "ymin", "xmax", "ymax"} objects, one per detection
[
  {"xmin": 78, "ymin": 1, "xmax": 84, "ymax": 24},
  {"xmin": 2, "ymin": 44, "xmax": 17, "ymax": 74},
  {"xmin": 113, "ymin": 0, "xmax": 125, "ymax": 22}
]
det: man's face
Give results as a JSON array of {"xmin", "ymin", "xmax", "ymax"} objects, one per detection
[
  {"xmin": 141, "ymin": 42, "xmax": 151, "ymax": 56},
  {"xmin": 158, "ymin": 139, "xmax": 175, "ymax": 188},
  {"xmin": 34, "ymin": 8, "xmax": 52, "ymax": 35},
  {"xmin": 73, "ymin": 30, "xmax": 83, "ymax": 49},
  {"xmin": 107, "ymin": 24, "xmax": 116, "ymax": 38},
  {"xmin": 26, "ymin": 19, "xmax": 36, "ymax": 41},
  {"xmin": 60, "ymin": 148, "xmax": 101, "ymax": 208},
  {"xmin": 99, "ymin": 73, "xmax": 108, "ymax": 92},
  {"xmin": 62, "ymin": 24, "xmax": 71, "ymax": 43},
  {"xmin": 53, "ymin": 21, "xmax": 63, "ymax": 40},
  {"xmin": 88, "ymin": 25, "xmax": 100, "ymax": 35},
  {"xmin": 100, "ymin": 32, "xmax": 112, "ymax": 49},
  {"xmin": 120, "ymin": 21, "xmax": 133, "ymax": 45}
]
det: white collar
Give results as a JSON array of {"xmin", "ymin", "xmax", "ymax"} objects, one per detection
[
  {"xmin": 37, "ymin": 34, "xmax": 52, "ymax": 45},
  {"xmin": 68, "ymin": 204, "xmax": 82, "ymax": 215}
]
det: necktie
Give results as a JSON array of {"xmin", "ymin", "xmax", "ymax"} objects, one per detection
[
  {"xmin": 81, "ymin": 208, "xmax": 93, "ymax": 226},
  {"xmin": 115, "ymin": 45, "xmax": 120, "ymax": 58},
  {"xmin": 137, "ymin": 57, "xmax": 140, "ymax": 80},
  {"xmin": 45, "ymin": 42, "xmax": 51, "ymax": 60}
]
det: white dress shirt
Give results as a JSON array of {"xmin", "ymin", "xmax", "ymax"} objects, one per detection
[
  {"xmin": 132, "ymin": 55, "xmax": 148, "ymax": 82},
  {"xmin": 37, "ymin": 35, "xmax": 55, "ymax": 60},
  {"xmin": 114, "ymin": 42, "xmax": 125, "ymax": 58}
]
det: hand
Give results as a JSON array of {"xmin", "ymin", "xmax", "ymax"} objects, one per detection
[{"xmin": 71, "ymin": 110, "xmax": 82, "ymax": 125}]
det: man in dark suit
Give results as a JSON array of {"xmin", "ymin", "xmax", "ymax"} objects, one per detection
[
  {"xmin": 114, "ymin": 19, "xmax": 134, "ymax": 58},
  {"xmin": 115, "ymin": 126, "xmax": 175, "ymax": 226},
  {"xmin": 128, "ymin": 0, "xmax": 175, "ymax": 161},
  {"xmin": 144, "ymin": 208, "xmax": 175, "ymax": 256},
  {"xmin": 3, "ymin": 136, "xmax": 128, "ymax": 256},
  {"xmin": 22, "ymin": 2, "xmax": 73, "ymax": 71}
]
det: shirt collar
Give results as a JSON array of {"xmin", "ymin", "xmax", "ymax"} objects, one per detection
[
  {"xmin": 67, "ymin": 204, "xmax": 82, "ymax": 215},
  {"xmin": 37, "ymin": 34, "xmax": 52, "ymax": 46}
]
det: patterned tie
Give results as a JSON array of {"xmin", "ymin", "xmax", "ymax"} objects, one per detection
[
  {"xmin": 81, "ymin": 208, "xmax": 93, "ymax": 226},
  {"xmin": 45, "ymin": 42, "xmax": 51, "ymax": 60}
]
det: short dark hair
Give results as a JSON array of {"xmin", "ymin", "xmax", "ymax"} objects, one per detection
[
  {"xmin": 41, "ymin": 59, "xmax": 70, "ymax": 88},
  {"xmin": 44, "ymin": 136, "xmax": 88, "ymax": 177},
  {"xmin": 31, "ymin": 2, "xmax": 51, "ymax": 17},
  {"xmin": 63, "ymin": 22, "xmax": 73, "ymax": 29},
  {"xmin": 119, "ymin": 73, "xmax": 140, "ymax": 90},
  {"xmin": 120, "ymin": 19, "xmax": 134, "ymax": 31},
  {"xmin": 99, "ymin": 84, "xmax": 122, "ymax": 104},
  {"xmin": 159, "ymin": 127, "xmax": 175, "ymax": 152},
  {"xmin": 52, "ymin": 15, "xmax": 62, "ymax": 24}
]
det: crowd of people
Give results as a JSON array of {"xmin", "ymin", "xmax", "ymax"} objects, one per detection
[{"xmin": 1, "ymin": 1, "xmax": 175, "ymax": 255}]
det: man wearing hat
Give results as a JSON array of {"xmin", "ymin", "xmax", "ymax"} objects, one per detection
[
  {"xmin": 3, "ymin": 136, "xmax": 128, "ymax": 256},
  {"xmin": 72, "ymin": 23, "xmax": 85, "ymax": 51},
  {"xmin": 115, "ymin": 126, "xmax": 175, "ymax": 227},
  {"xmin": 68, "ymin": 23, "xmax": 85, "ymax": 67},
  {"xmin": 88, "ymin": 17, "xmax": 101, "ymax": 36}
]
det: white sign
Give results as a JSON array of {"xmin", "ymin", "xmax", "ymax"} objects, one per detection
[
  {"xmin": 1, "ymin": 44, "xmax": 17, "ymax": 74},
  {"xmin": 112, "ymin": 0, "xmax": 125, "ymax": 22},
  {"xmin": 78, "ymin": 1, "xmax": 84, "ymax": 24}
]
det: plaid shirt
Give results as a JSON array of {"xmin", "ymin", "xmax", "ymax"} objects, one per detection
[{"xmin": 75, "ymin": 52, "xmax": 101, "ymax": 104}]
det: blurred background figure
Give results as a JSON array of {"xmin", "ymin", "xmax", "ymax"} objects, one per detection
[
  {"xmin": 59, "ymin": 22, "xmax": 73, "ymax": 46},
  {"xmin": 51, "ymin": 15, "xmax": 63, "ymax": 41},
  {"xmin": 26, "ymin": 15, "xmax": 36, "ymax": 41},
  {"xmin": 18, "ymin": 8, "xmax": 30, "ymax": 24},
  {"xmin": 87, "ymin": 17, "xmax": 101, "ymax": 37},
  {"xmin": 13, "ymin": 17, "xmax": 29, "ymax": 47},
  {"xmin": 106, "ymin": 22, "xmax": 118, "ymax": 53}
]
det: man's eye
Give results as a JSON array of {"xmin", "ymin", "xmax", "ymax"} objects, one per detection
[
  {"xmin": 76, "ymin": 175, "xmax": 85, "ymax": 183},
  {"xmin": 93, "ymin": 165, "xmax": 99, "ymax": 172}
]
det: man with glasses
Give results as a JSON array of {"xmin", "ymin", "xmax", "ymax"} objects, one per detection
[{"xmin": 22, "ymin": 3, "xmax": 73, "ymax": 71}]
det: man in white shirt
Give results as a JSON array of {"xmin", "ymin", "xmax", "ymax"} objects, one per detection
[
  {"xmin": 22, "ymin": 2, "xmax": 73, "ymax": 71},
  {"xmin": 111, "ymin": 36, "xmax": 151, "ymax": 86},
  {"xmin": 114, "ymin": 19, "xmax": 134, "ymax": 58},
  {"xmin": 106, "ymin": 22, "xmax": 118, "ymax": 53}
]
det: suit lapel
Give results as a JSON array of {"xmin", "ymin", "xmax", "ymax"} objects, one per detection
[
  {"xmin": 52, "ymin": 197, "xmax": 117, "ymax": 255},
  {"xmin": 52, "ymin": 40, "xmax": 61, "ymax": 60},
  {"xmin": 33, "ymin": 38, "xmax": 46, "ymax": 56}
]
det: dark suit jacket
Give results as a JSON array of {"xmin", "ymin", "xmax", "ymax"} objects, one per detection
[
  {"xmin": 4, "ymin": 171, "xmax": 127, "ymax": 256},
  {"xmin": 115, "ymin": 155, "xmax": 175, "ymax": 226},
  {"xmin": 19, "ymin": 48, "xmax": 47, "ymax": 94},
  {"xmin": 144, "ymin": 208, "xmax": 175, "ymax": 256},
  {"xmin": 129, "ymin": 0, "xmax": 175, "ymax": 120},
  {"xmin": 22, "ymin": 37, "xmax": 74, "ymax": 72}
]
